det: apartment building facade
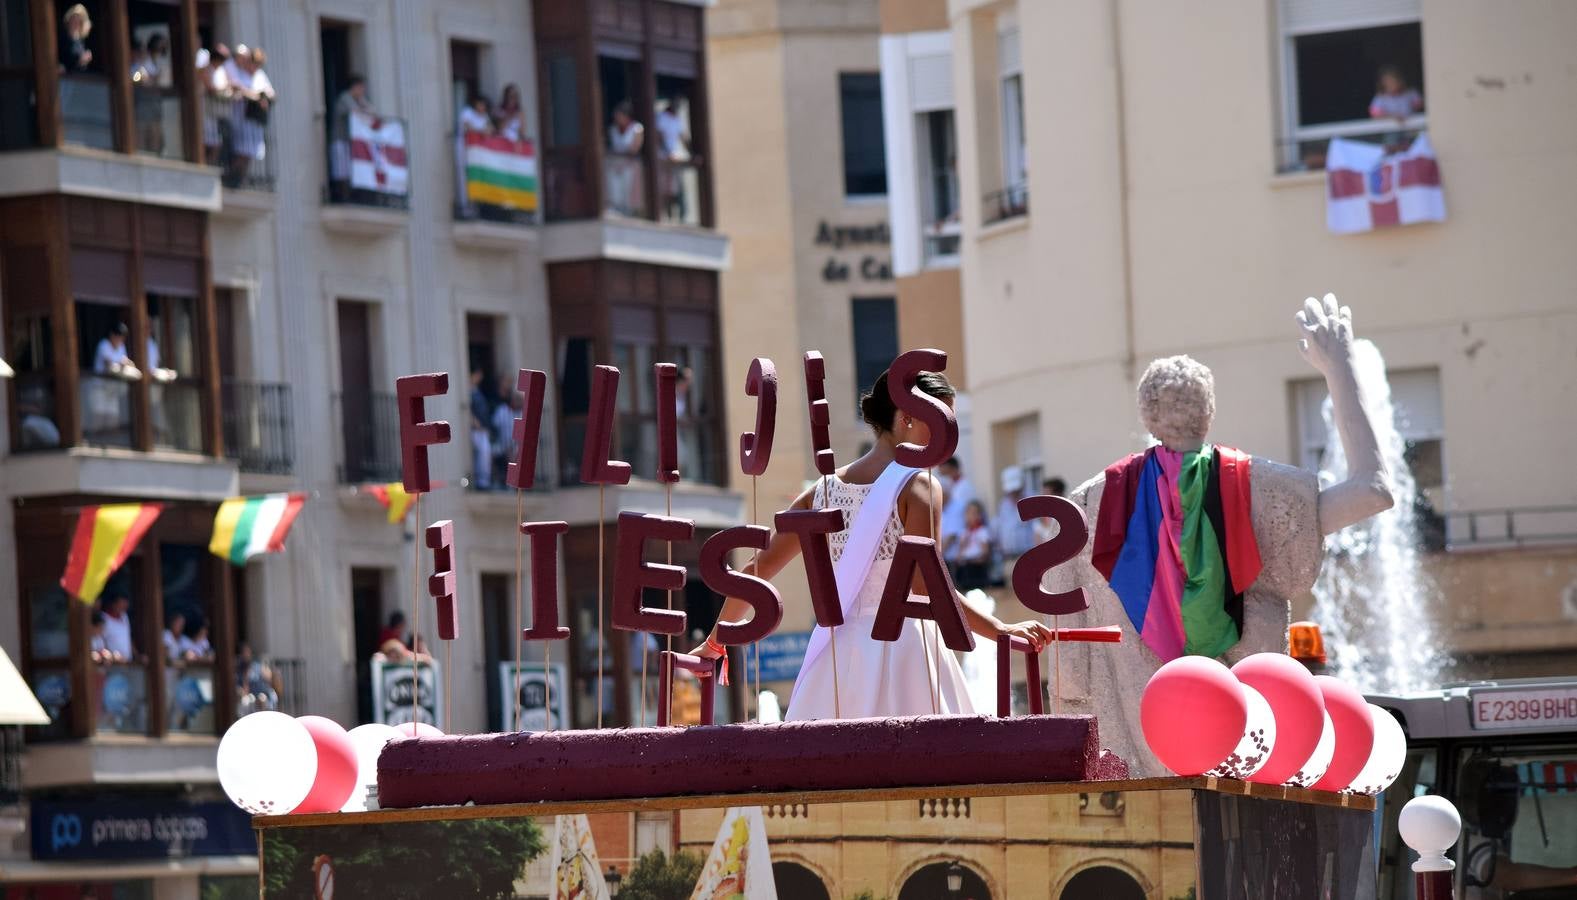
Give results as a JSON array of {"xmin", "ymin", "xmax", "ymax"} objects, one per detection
[
  {"xmin": 0, "ymin": 0, "xmax": 725, "ymax": 894},
  {"xmin": 927, "ymin": 0, "xmax": 1577, "ymax": 684}
]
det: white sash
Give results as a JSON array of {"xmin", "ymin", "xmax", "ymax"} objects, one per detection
[{"xmin": 786, "ymin": 461, "xmax": 919, "ymax": 713}]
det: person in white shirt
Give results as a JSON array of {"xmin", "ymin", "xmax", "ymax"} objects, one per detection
[
  {"xmin": 223, "ymin": 45, "xmax": 275, "ymax": 187},
  {"xmin": 94, "ymin": 323, "xmax": 134, "ymax": 376},
  {"xmin": 1032, "ymin": 476, "xmax": 1068, "ymax": 545},
  {"xmin": 954, "ymin": 500, "xmax": 995, "ymax": 591},
  {"xmin": 100, "ymin": 595, "xmax": 135, "ymax": 661},
  {"xmin": 938, "ymin": 456, "xmax": 975, "ymax": 568},
  {"xmin": 654, "ymin": 99, "xmax": 692, "ymax": 220},
  {"xmin": 993, "ymin": 466, "xmax": 1037, "ymax": 562},
  {"xmin": 456, "ymin": 94, "xmax": 493, "ymax": 216},
  {"xmin": 606, "ymin": 100, "xmax": 644, "ymax": 216},
  {"xmin": 162, "ymin": 612, "xmax": 186, "ymax": 662}
]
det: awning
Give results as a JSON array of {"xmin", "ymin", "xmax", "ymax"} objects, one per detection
[{"xmin": 0, "ymin": 646, "xmax": 48, "ymax": 726}]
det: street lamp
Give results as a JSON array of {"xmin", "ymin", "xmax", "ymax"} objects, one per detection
[
  {"xmin": 605, "ymin": 865, "xmax": 623, "ymax": 897},
  {"xmin": 945, "ymin": 861, "xmax": 964, "ymax": 896}
]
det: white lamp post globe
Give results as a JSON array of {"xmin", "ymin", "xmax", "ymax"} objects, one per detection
[{"xmin": 1399, "ymin": 795, "xmax": 1461, "ymax": 873}]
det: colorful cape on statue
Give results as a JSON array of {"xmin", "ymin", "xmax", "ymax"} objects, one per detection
[{"xmin": 1092, "ymin": 445, "xmax": 1262, "ymax": 661}]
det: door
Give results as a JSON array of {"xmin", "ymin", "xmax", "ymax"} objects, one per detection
[
  {"xmin": 336, "ymin": 300, "xmax": 373, "ymax": 481},
  {"xmin": 350, "ymin": 567, "xmax": 384, "ymax": 724}
]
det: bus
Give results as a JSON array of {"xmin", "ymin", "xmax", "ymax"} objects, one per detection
[{"xmin": 1369, "ymin": 677, "xmax": 1577, "ymax": 899}]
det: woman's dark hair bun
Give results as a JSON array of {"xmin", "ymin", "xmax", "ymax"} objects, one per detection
[{"xmin": 859, "ymin": 368, "xmax": 955, "ymax": 433}]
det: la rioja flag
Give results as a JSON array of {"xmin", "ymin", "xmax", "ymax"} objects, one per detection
[{"xmin": 1325, "ymin": 133, "xmax": 1445, "ymax": 234}]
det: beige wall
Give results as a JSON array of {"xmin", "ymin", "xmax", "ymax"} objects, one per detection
[
  {"xmin": 880, "ymin": 0, "xmax": 949, "ymax": 34},
  {"xmin": 950, "ymin": 1, "xmax": 1577, "ymax": 674},
  {"xmin": 711, "ymin": 1, "xmax": 893, "ymax": 656},
  {"xmin": 896, "ymin": 267, "xmax": 966, "ymax": 389}
]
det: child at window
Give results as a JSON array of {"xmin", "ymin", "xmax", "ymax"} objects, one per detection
[{"xmin": 954, "ymin": 500, "xmax": 994, "ymax": 592}]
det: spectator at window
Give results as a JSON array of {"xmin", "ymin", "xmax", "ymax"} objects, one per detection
[
  {"xmin": 181, "ymin": 620, "xmax": 213, "ymax": 660},
  {"xmin": 1369, "ymin": 65, "xmax": 1423, "ymax": 122},
  {"xmin": 954, "ymin": 500, "xmax": 994, "ymax": 592},
  {"xmin": 938, "ymin": 456, "xmax": 976, "ymax": 571},
  {"xmin": 198, "ymin": 46, "xmax": 232, "ymax": 168},
  {"xmin": 89, "ymin": 611, "xmax": 113, "ymax": 663},
  {"xmin": 224, "ymin": 46, "xmax": 275, "ymax": 188},
  {"xmin": 57, "ymin": 4, "xmax": 93, "ymax": 73},
  {"xmin": 606, "ymin": 100, "xmax": 644, "ymax": 216},
  {"xmin": 236, "ymin": 643, "xmax": 281, "ymax": 712},
  {"xmin": 993, "ymin": 466, "xmax": 1036, "ymax": 561},
  {"xmin": 94, "ymin": 323, "xmax": 137, "ymax": 377},
  {"xmin": 491, "ymin": 373, "xmax": 520, "ymax": 488},
  {"xmin": 99, "ymin": 594, "xmax": 135, "ymax": 661},
  {"xmin": 655, "ymin": 99, "xmax": 692, "ymax": 220},
  {"xmin": 469, "ymin": 368, "xmax": 493, "ymax": 490},
  {"xmin": 162, "ymin": 611, "xmax": 186, "ymax": 663},
  {"xmin": 495, "ymin": 84, "xmax": 525, "ymax": 142},
  {"xmin": 377, "ymin": 610, "xmax": 407, "ymax": 649},
  {"xmin": 456, "ymin": 94, "xmax": 493, "ymax": 216},
  {"xmin": 330, "ymin": 75, "xmax": 371, "ymax": 201},
  {"xmin": 16, "ymin": 387, "xmax": 61, "ymax": 450},
  {"xmin": 131, "ymin": 34, "xmax": 169, "ymax": 154}
]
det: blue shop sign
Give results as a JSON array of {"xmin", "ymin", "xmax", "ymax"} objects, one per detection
[
  {"xmin": 755, "ymin": 630, "xmax": 812, "ymax": 684},
  {"xmin": 31, "ymin": 797, "xmax": 253, "ymax": 861}
]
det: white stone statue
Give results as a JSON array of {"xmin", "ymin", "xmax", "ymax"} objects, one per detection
[{"xmin": 1048, "ymin": 295, "xmax": 1394, "ymax": 776}]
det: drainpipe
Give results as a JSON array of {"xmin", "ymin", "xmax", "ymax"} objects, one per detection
[{"xmin": 1110, "ymin": 0, "xmax": 1138, "ymax": 384}]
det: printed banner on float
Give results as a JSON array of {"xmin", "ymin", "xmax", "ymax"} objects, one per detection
[{"xmin": 369, "ymin": 658, "xmax": 441, "ymax": 727}]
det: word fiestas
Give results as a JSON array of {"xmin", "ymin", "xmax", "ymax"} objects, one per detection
[{"xmin": 393, "ymin": 350, "xmax": 1091, "ymax": 652}]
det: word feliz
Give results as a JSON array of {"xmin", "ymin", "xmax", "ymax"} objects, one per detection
[{"xmin": 397, "ymin": 350, "xmax": 1091, "ymax": 654}]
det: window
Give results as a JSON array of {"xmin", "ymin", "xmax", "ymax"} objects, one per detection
[
  {"xmin": 850, "ymin": 298, "xmax": 898, "ymax": 408},
  {"xmin": 1278, "ymin": 0, "xmax": 1424, "ymax": 171},
  {"xmin": 1292, "ymin": 368, "xmax": 1444, "ymax": 548},
  {"xmin": 839, "ymin": 73, "xmax": 887, "ymax": 196},
  {"xmin": 998, "ymin": 25, "xmax": 1025, "ymax": 199},
  {"xmin": 918, "ymin": 110, "xmax": 959, "ymax": 260},
  {"xmin": 479, "ymin": 573, "xmax": 514, "ymax": 731},
  {"xmin": 0, "ymin": 0, "xmax": 37, "ymax": 150}
]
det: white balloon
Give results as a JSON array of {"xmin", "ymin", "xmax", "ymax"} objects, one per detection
[
  {"xmin": 341, "ymin": 723, "xmax": 402, "ymax": 813},
  {"xmin": 1285, "ymin": 712, "xmax": 1336, "ymax": 788},
  {"xmin": 1346, "ymin": 704, "xmax": 1408, "ymax": 796},
  {"xmin": 1207, "ymin": 683, "xmax": 1278, "ymax": 780},
  {"xmin": 218, "ymin": 711, "xmax": 318, "ymax": 815}
]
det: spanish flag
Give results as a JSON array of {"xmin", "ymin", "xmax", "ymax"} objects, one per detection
[
  {"xmin": 366, "ymin": 483, "xmax": 417, "ymax": 523},
  {"xmin": 209, "ymin": 493, "xmax": 307, "ymax": 565},
  {"xmin": 60, "ymin": 504, "xmax": 163, "ymax": 604}
]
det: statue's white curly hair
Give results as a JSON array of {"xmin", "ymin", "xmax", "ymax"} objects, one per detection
[{"xmin": 1137, "ymin": 355, "xmax": 1215, "ymax": 449}]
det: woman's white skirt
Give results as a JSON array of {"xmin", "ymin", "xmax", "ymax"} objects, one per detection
[{"xmin": 785, "ymin": 604, "xmax": 976, "ymax": 721}]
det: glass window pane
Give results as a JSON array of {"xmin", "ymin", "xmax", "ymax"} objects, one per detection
[
  {"xmin": 1293, "ymin": 24, "xmax": 1423, "ymax": 127},
  {"xmin": 851, "ymin": 297, "xmax": 899, "ymax": 406},
  {"xmin": 839, "ymin": 72, "xmax": 887, "ymax": 196}
]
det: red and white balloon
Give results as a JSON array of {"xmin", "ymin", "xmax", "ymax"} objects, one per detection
[
  {"xmin": 1206, "ymin": 682, "xmax": 1277, "ymax": 780},
  {"xmin": 1140, "ymin": 656, "xmax": 1248, "ymax": 776},
  {"xmin": 1284, "ymin": 711, "xmax": 1336, "ymax": 788},
  {"xmin": 1345, "ymin": 704, "xmax": 1407, "ymax": 796}
]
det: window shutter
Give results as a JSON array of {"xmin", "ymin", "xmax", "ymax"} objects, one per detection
[
  {"xmin": 997, "ymin": 27, "xmax": 1021, "ymax": 78},
  {"xmin": 1278, "ymin": 0, "xmax": 1420, "ymax": 34},
  {"xmin": 908, "ymin": 53, "xmax": 953, "ymax": 113}
]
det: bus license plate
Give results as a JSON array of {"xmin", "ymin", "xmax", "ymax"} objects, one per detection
[{"xmin": 1470, "ymin": 687, "xmax": 1577, "ymax": 730}]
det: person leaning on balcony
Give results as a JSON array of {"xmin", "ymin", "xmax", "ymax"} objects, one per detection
[
  {"xmin": 162, "ymin": 611, "xmax": 186, "ymax": 663},
  {"xmin": 468, "ymin": 368, "xmax": 494, "ymax": 490},
  {"xmin": 331, "ymin": 75, "xmax": 371, "ymax": 200},
  {"xmin": 224, "ymin": 45, "xmax": 275, "ymax": 188},
  {"xmin": 456, "ymin": 93, "xmax": 493, "ymax": 214},
  {"xmin": 491, "ymin": 373, "xmax": 520, "ymax": 487},
  {"xmin": 94, "ymin": 323, "xmax": 140, "ymax": 379},
  {"xmin": 100, "ymin": 594, "xmax": 136, "ymax": 661},
  {"xmin": 495, "ymin": 83, "xmax": 525, "ymax": 142},
  {"xmin": 1370, "ymin": 64, "xmax": 1423, "ymax": 152},
  {"xmin": 197, "ymin": 46, "xmax": 232, "ymax": 167},
  {"xmin": 58, "ymin": 4, "xmax": 93, "ymax": 73},
  {"xmin": 606, "ymin": 100, "xmax": 644, "ymax": 216}
]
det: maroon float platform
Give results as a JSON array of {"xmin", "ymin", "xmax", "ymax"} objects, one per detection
[{"xmin": 376, "ymin": 714, "xmax": 1128, "ymax": 808}]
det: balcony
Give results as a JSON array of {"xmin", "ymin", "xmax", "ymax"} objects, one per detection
[
  {"xmin": 982, "ymin": 182, "xmax": 1029, "ymax": 226},
  {"xmin": 452, "ymin": 131, "xmax": 540, "ymax": 250},
  {"xmin": 321, "ymin": 110, "xmax": 409, "ymax": 237},
  {"xmin": 924, "ymin": 218, "xmax": 961, "ymax": 262},
  {"xmin": 1277, "ymin": 115, "xmax": 1428, "ymax": 174},
  {"xmin": 335, "ymin": 391, "xmax": 402, "ymax": 484},
  {"xmin": 221, "ymin": 380, "xmax": 294, "ymax": 475}
]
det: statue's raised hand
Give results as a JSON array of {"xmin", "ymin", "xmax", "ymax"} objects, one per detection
[{"xmin": 1295, "ymin": 293, "xmax": 1354, "ymax": 377}]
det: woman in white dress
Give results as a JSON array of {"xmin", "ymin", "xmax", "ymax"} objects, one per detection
[{"xmin": 693, "ymin": 369, "xmax": 1053, "ymax": 720}]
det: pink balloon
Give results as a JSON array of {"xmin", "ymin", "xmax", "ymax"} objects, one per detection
[
  {"xmin": 395, "ymin": 722, "xmax": 444, "ymax": 738},
  {"xmin": 1232, "ymin": 653, "xmax": 1326, "ymax": 785},
  {"xmin": 1311, "ymin": 676, "xmax": 1376, "ymax": 792},
  {"xmin": 1141, "ymin": 656, "xmax": 1247, "ymax": 775},
  {"xmin": 291, "ymin": 716, "xmax": 358, "ymax": 814}
]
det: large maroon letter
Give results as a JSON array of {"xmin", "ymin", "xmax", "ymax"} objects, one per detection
[
  {"xmin": 655, "ymin": 362, "xmax": 680, "ymax": 484},
  {"xmin": 611, "ymin": 512, "xmax": 692, "ymax": 635},
  {"xmin": 739, "ymin": 357, "xmax": 777, "ymax": 477},
  {"xmin": 773, "ymin": 508, "xmax": 845, "ymax": 627},
  {"xmin": 581, "ymin": 365, "xmax": 632, "ymax": 485},
  {"xmin": 521, "ymin": 521, "xmax": 570, "ymax": 641},
  {"xmin": 699, "ymin": 525, "xmax": 782, "ymax": 645},
  {"xmin": 803, "ymin": 352, "xmax": 836, "ymax": 476},
  {"xmin": 425, "ymin": 520, "xmax": 458, "ymax": 640},
  {"xmin": 870, "ymin": 536, "xmax": 974, "ymax": 652},
  {"xmin": 887, "ymin": 349, "xmax": 958, "ymax": 470},
  {"xmin": 1012, "ymin": 495, "xmax": 1090, "ymax": 615},
  {"xmin": 505, "ymin": 369, "xmax": 547, "ymax": 490},
  {"xmin": 396, "ymin": 373, "xmax": 451, "ymax": 493}
]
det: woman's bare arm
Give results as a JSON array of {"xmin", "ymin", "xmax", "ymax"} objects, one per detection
[{"xmin": 691, "ymin": 482, "xmax": 819, "ymax": 656}]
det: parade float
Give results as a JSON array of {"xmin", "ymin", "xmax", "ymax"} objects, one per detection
[{"xmin": 222, "ymin": 298, "xmax": 1456, "ymax": 899}]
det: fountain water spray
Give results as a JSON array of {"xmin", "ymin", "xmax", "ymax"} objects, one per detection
[{"xmin": 1310, "ymin": 339, "xmax": 1450, "ymax": 693}]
